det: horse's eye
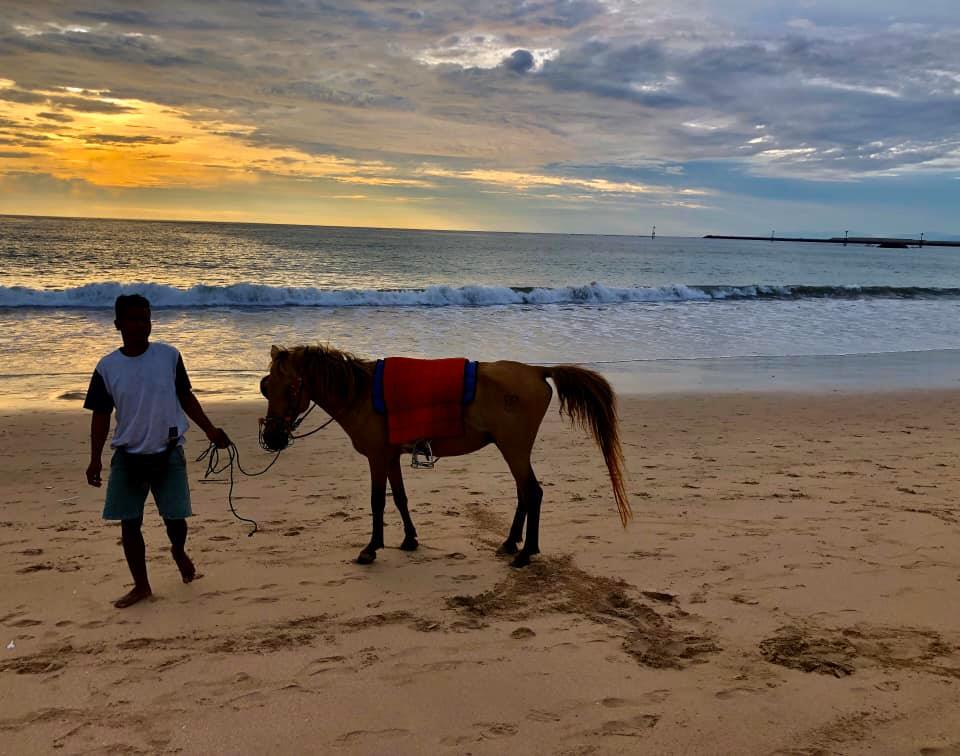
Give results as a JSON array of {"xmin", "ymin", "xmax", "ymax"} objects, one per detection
[{"xmin": 259, "ymin": 376, "xmax": 270, "ymax": 398}]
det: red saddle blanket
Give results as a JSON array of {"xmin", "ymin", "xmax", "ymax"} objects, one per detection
[{"xmin": 382, "ymin": 357, "xmax": 469, "ymax": 445}]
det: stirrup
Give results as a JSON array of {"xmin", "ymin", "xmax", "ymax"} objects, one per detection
[{"xmin": 411, "ymin": 440, "xmax": 436, "ymax": 469}]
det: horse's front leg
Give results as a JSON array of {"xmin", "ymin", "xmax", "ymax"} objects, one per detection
[
  {"xmin": 357, "ymin": 458, "xmax": 387, "ymax": 565},
  {"xmin": 388, "ymin": 458, "xmax": 418, "ymax": 551}
]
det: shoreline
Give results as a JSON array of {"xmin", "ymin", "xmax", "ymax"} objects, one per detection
[{"xmin": 6, "ymin": 347, "xmax": 960, "ymax": 412}]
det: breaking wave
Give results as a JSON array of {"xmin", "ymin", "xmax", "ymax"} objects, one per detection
[{"xmin": 3, "ymin": 281, "xmax": 960, "ymax": 309}]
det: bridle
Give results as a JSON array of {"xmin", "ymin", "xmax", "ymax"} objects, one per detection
[{"xmin": 258, "ymin": 375, "xmax": 333, "ymax": 451}]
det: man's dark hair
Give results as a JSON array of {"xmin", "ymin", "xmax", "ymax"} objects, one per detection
[{"xmin": 115, "ymin": 294, "xmax": 151, "ymax": 320}]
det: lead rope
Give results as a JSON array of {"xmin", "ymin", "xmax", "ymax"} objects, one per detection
[
  {"xmin": 196, "ymin": 442, "xmax": 276, "ymax": 537},
  {"xmin": 198, "ymin": 403, "xmax": 336, "ymax": 536}
]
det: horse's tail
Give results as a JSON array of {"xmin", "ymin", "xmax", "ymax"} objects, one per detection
[{"xmin": 543, "ymin": 365, "xmax": 631, "ymax": 527}]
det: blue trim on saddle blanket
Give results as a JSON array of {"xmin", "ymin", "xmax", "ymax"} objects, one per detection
[{"xmin": 371, "ymin": 359, "xmax": 478, "ymax": 415}]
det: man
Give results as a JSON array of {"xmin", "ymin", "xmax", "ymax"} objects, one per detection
[{"xmin": 84, "ymin": 294, "xmax": 230, "ymax": 608}]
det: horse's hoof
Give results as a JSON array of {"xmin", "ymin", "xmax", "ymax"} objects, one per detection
[
  {"xmin": 356, "ymin": 550, "xmax": 377, "ymax": 565},
  {"xmin": 497, "ymin": 541, "xmax": 519, "ymax": 556},
  {"xmin": 510, "ymin": 552, "xmax": 532, "ymax": 568},
  {"xmin": 399, "ymin": 537, "xmax": 419, "ymax": 551}
]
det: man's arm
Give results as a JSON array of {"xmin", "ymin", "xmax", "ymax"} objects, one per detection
[
  {"xmin": 174, "ymin": 355, "xmax": 230, "ymax": 448},
  {"xmin": 178, "ymin": 389, "xmax": 231, "ymax": 448},
  {"xmin": 87, "ymin": 411, "xmax": 110, "ymax": 487},
  {"xmin": 83, "ymin": 369, "xmax": 114, "ymax": 487}
]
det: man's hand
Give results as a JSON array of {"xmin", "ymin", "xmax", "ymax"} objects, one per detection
[
  {"xmin": 86, "ymin": 460, "xmax": 103, "ymax": 487},
  {"xmin": 207, "ymin": 427, "xmax": 231, "ymax": 449}
]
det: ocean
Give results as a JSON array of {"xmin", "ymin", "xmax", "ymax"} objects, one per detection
[{"xmin": 2, "ymin": 214, "xmax": 960, "ymax": 406}]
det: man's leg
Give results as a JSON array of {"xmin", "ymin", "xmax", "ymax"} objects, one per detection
[
  {"xmin": 156, "ymin": 448, "xmax": 198, "ymax": 583},
  {"xmin": 164, "ymin": 518, "xmax": 197, "ymax": 583},
  {"xmin": 103, "ymin": 450, "xmax": 151, "ymax": 608},
  {"xmin": 116, "ymin": 516, "xmax": 152, "ymax": 608}
]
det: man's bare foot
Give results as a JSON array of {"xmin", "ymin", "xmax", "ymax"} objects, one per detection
[
  {"xmin": 171, "ymin": 548, "xmax": 198, "ymax": 583},
  {"xmin": 114, "ymin": 585, "xmax": 152, "ymax": 609}
]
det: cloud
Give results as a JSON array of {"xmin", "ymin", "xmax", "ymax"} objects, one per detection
[
  {"xmin": 0, "ymin": 0, "xmax": 959, "ymax": 231},
  {"xmin": 3, "ymin": 21, "xmax": 225, "ymax": 70},
  {"xmin": 84, "ymin": 134, "xmax": 181, "ymax": 145},
  {"xmin": 0, "ymin": 88, "xmax": 48, "ymax": 105},
  {"xmin": 489, "ymin": 0, "xmax": 606, "ymax": 28},
  {"xmin": 502, "ymin": 49, "xmax": 535, "ymax": 74},
  {"xmin": 261, "ymin": 81, "xmax": 411, "ymax": 109},
  {"xmin": 49, "ymin": 95, "xmax": 136, "ymax": 113},
  {"xmin": 72, "ymin": 9, "xmax": 159, "ymax": 27},
  {"xmin": 539, "ymin": 40, "xmax": 687, "ymax": 107},
  {"xmin": 37, "ymin": 111, "xmax": 74, "ymax": 122},
  {"xmin": 417, "ymin": 165, "xmax": 710, "ymax": 199}
]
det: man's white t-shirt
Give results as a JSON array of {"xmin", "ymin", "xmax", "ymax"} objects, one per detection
[{"xmin": 83, "ymin": 342, "xmax": 191, "ymax": 454}]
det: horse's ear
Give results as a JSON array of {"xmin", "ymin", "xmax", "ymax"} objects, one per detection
[{"xmin": 270, "ymin": 345, "xmax": 281, "ymax": 359}]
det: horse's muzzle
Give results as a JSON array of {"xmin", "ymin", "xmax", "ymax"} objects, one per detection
[{"xmin": 260, "ymin": 419, "xmax": 290, "ymax": 452}]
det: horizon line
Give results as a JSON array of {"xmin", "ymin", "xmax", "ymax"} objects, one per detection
[{"xmin": 0, "ymin": 212, "xmax": 689, "ymax": 239}]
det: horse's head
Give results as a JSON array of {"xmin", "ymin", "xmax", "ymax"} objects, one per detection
[{"xmin": 259, "ymin": 345, "xmax": 311, "ymax": 452}]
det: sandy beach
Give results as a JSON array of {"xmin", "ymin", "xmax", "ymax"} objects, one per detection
[{"xmin": 1, "ymin": 389, "xmax": 959, "ymax": 754}]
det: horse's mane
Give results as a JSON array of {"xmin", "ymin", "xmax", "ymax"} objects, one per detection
[{"xmin": 273, "ymin": 344, "xmax": 373, "ymax": 406}]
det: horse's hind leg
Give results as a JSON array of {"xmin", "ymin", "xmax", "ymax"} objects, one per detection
[
  {"xmin": 512, "ymin": 468, "xmax": 542, "ymax": 568},
  {"xmin": 499, "ymin": 444, "xmax": 543, "ymax": 568},
  {"xmin": 388, "ymin": 458, "xmax": 418, "ymax": 551},
  {"xmin": 497, "ymin": 499, "xmax": 526, "ymax": 556}
]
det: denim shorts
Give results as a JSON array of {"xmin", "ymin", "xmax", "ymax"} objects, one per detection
[{"xmin": 103, "ymin": 446, "xmax": 192, "ymax": 521}]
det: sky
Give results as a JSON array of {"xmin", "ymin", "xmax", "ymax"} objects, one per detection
[{"xmin": 0, "ymin": 0, "xmax": 958, "ymax": 235}]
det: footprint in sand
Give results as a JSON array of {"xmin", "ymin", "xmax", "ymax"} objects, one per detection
[
  {"xmin": 9, "ymin": 619, "xmax": 43, "ymax": 628},
  {"xmin": 597, "ymin": 696, "xmax": 631, "ymax": 709},
  {"xmin": 336, "ymin": 729, "xmax": 410, "ymax": 745},
  {"xmin": 594, "ymin": 714, "xmax": 660, "ymax": 736},
  {"xmin": 443, "ymin": 722, "xmax": 518, "ymax": 745},
  {"xmin": 715, "ymin": 687, "xmax": 760, "ymax": 700},
  {"xmin": 475, "ymin": 722, "xmax": 519, "ymax": 739},
  {"xmin": 16, "ymin": 564, "xmax": 53, "ymax": 574},
  {"xmin": 638, "ymin": 689, "xmax": 671, "ymax": 704},
  {"xmin": 301, "ymin": 655, "xmax": 348, "ymax": 676},
  {"xmin": 527, "ymin": 709, "xmax": 562, "ymax": 722}
]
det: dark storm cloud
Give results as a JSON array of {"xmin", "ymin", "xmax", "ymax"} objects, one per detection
[{"xmin": 502, "ymin": 49, "xmax": 535, "ymax": 74}]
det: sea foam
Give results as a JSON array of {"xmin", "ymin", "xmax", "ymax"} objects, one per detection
[{"xmin": 1, "ymin": 282, "xmax": 958, "ymax": 308}]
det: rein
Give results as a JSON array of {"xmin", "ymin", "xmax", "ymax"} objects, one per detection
[{"xmin": 199, "ymin": 400, "xmax": 336, "ymax": 536}]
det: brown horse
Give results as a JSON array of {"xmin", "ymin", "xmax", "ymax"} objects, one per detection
[{"xmin": 260, "ymin": 345, "xmax": 630, "ymax": 568}]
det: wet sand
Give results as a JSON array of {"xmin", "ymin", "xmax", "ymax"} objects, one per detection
[{"xmin": 1, "ymin": 390, "xmax": 959, "ymax": 754}]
